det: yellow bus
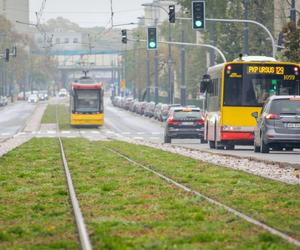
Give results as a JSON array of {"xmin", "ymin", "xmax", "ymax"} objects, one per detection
[
  {"xmin": 70, "ymin": 78, "xmax": 104, "ymax": 127},
  {"xmin": 200, "ymin": 56, "xmax": 300, "ymax": 149}
]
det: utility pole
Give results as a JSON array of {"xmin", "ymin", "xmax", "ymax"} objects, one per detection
[
  {"xmin": 291, "ymin": 0, "xmax": 296, "ymax": 23},
  {"xmin": 154, "ymin": 18, "xmax": 159, "ymax": 104},
  {"xmin": 168, "ymin": 22, "xmax": 173, "ymax": 104},
  {"xmin": 180, "ymin": 15, "xmax": 186, "ymax": 106},
  {"xmin": 243, "ymin": 0, "xmax": 249, "ymax": 55},
  {"xmin": 146, "ymin": 50, "xmax": 151, "ymax": 102}
]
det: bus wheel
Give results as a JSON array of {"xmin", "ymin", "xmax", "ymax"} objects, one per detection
[
  {"xmin": 209, "ymin": 140, "xmax": 215, "ymax": 149},
  {"xmin": 254, "ymin": 145, "xmax": 260, "ymax": 153},
  {"xmin": 200, "ymin": 138, "xmax": 207, "ymax": 144},
  {"xmin": 164, "ymin": 136, "xmax": 171, "ymax": 143}
]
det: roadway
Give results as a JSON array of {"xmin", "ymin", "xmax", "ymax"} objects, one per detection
[
  {"xmin": 0, "ymin": 101, "xmax": 36, "ymax": 141},
  {"xmin": 104, "ymin": 99, "xmax": 300, "ymax": 165}
]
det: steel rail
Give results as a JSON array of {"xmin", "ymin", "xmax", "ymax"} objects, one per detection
[
  {"xmin": 55, "ymin": 104, "xmax": 92, "ymax": 250},
  {"xmin": 107, "ymin": 147, "xmax": 300, "ymax": 248}
]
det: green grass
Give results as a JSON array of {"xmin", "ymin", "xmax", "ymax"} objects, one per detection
[
  {"xmin": 62, "ymin": 138, "xmax": 298, "ymax": 249},
  {"xmin": 104, "ymin": 141, "xmax": 300, "ymax": 240},
  {"xmin": 0, "ymin": 138, "xmax": 78, "ymax": 249},
  {"xmin": 41, "ymin": 104, "xmax": 71, "ymax": 130}
]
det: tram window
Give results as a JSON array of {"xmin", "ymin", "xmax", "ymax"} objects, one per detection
[{"xmin": 75, "ymin": 90, "xmax": 100, "ymax": 112}]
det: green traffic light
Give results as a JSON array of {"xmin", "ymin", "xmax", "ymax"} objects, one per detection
[
  {"xmin": 195, "ymin": 20, "xmax": 202, "ymax": 27},
  {"xmin": 149, "ymin": 41, "xmax": 156, "ymax": 48}
]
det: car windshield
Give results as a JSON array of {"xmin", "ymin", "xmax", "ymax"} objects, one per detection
[
  {"xmin": 270, "ymin": 99, "xmax": 300, "ymax": 115},
  {"xmin": 173, "ymin": 111, "xmax": 201, "ymax": 119}
]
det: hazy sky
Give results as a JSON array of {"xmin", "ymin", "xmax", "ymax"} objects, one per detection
[{"xmin": 30, "ymin": 0, "xmax": 147, "ymax": 28}]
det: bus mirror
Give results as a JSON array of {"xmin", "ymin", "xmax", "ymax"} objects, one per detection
[
  {"xmin": 200, "ymin": 74, "xmax": 211, "ymax": 94},
  {"xmin": 251, "ymin": 112, "xmax": 258, "ymax": 119}
]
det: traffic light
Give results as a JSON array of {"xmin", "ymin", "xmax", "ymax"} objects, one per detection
[
  {"xmin": 5, "ymin": 48, "xmax": 9, "ymax": 62},
  {"xmin": 147, "ymin": 27, "xmax": 157, "ymax": 50},
  {"xmin": 192, "ymin": 0, "xmax": 205, "ymax": 30},
  {"xmin": 121, "ymin": 29, "xmax": 127, "ymax": 44},
  {"xmin": 169, "ymin": 5, "xmax": 175, "ymax": 23}
]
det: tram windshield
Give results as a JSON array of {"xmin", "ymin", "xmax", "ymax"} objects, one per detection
[
  {"xmin": 75, "ymin": 90, "xmax": 100, "ymax": 112},
  {"xmin": 223, "ymin": 64, "xmax": 300, "ymax": 107}
]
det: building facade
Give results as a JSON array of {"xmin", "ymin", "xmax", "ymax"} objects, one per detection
[{"xmin": 0, "ymin": 0, "xmax": 29, "ymax": 33}]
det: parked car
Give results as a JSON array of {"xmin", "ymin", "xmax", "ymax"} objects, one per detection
[
  {"xmin": 164, "ymin": 107, "xmax": 205, "ymax": 143},
  {"xmin": 144, "ymin": 102, "xmax": 156, "ymax": 117},
  {"xmin": 28, "ymin": 94, "xmax": 39, "ymax": 103},
  {"xmin": 0, "ymin": 96, "xmax": 8, "ymax": 106},
  {"xmin": 252, "ymin": 95, "xmax": 300, "ymax": 153},
  {"xmin": 154, "ymin": 103, "xmax": 163, "ymax": 120}
]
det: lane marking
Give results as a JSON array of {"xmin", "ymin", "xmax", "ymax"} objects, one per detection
[
  {"xmin": 62, "ymin": 131, "xmax": 71, "ymax": 134},
  {"xmin": 133, "ymin": 137, "xmax": 143, "ymax": 140}
]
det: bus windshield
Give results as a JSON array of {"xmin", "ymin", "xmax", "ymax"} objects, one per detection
[
  {"xmin": 223, "ymin": 64, "xmax": 300, "ymax": 107},
  {"xmin": 75, "ymin": 90, "xmax": 100, "ymax": 112}
]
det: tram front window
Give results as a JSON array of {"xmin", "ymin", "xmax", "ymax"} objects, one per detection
[{"xmin": 75, "ymin": 90, "xmax": 99, "ymax": 112}]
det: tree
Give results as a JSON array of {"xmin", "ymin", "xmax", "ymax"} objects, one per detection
[{"xmin": 282, "ymin": 21, "xmax": 300, "ymax": 62}]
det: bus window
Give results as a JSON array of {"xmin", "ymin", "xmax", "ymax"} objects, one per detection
[{"xmin": 207, "ymin": 78, "xmax": 220, "ymax": 112}]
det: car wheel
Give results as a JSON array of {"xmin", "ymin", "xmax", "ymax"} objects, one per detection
[
  {"xmin": 209, "ymin": 140, "xmax": 215, "ymax": 149},
  {"xmin": 164, "ymin": 135, "xmax": 171, "ymax": 143},
  {"xmin": 260, "ymin": 134, "xmax": 269, "ymax": 153}
]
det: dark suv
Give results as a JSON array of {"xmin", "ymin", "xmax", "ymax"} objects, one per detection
[
  {"xmin": 252, "ymin": 95, "xmax": 300, "ymax": 153},
  {"xmin": 164, "ymin": 107, "xmax": 205, "ymax": 143}
]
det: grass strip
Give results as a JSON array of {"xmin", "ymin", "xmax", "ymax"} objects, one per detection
[
  {"xmin": 41, "ymin": 104, "xmax": 71, "ymax": 130},
  {"xmin": 0, "ymin": 138, "xmax": 78, "ymax": 249},
  {"xmin": 104, "ymin": 140, "xmax": 300, "ymax": 241},
  {"xmin": 63, "ymin": 138, "xmax": 297, "ymax": 249}
]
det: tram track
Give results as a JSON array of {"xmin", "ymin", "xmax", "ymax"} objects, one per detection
[
  {"xmin": 55, "ymin": 104, "xmax": 92, "ymax": 250},
  {"xmin": 106, "ymin": 146, "xmax": 300, "ymax": 249}
]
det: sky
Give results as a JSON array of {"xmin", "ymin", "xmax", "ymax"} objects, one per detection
[{"xmin": 30, "ymin": 0, "xmax": 148, "ymax": 28}]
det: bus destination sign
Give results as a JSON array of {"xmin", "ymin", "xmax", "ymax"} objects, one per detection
[{"xmin": 247, "ymin": 66, "xmax": 285, "ymax": 75}]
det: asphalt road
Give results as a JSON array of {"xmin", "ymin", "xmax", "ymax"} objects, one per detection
[
  {"xmin": 104, "ymin": 99, "xmax": 300, "ymax": 165},
  {"xmin": 0, "ymin": 101, "xmax": 36, "ymax": 140}
]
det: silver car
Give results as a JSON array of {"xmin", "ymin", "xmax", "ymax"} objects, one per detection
[{"xmin": 252, "ymin": 95, "xmax": 300, "ymax": 153}]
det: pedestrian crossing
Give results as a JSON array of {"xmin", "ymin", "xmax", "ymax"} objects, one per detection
[{"xmin": 0, "ymin": 130, "xmax": 163, "ymax": 141}]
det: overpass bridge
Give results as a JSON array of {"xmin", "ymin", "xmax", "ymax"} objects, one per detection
[{"xmin": 35, "ymin": 49, "xmax": 124, "ymax": 90}]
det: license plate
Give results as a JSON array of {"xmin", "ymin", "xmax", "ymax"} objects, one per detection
[
  {"xmin": 286, "ymin": 123, "xmax": 300, "ymax": 128},
  {"xmin": 182, "ymin": 122, "xmax": 193, "ymax": 125}
]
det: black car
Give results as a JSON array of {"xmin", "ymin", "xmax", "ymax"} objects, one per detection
[
  {"xmin": 252, "ymin": 95, "xmax": 300, "ymax": 153},
  {"xmin": 164, "ymin": 107, "xmax": 205, "ymax": 143}
]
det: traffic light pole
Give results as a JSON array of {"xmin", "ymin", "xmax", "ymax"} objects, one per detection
[
  {"xmin": 180, "ymin": 17, "xmax": 186, "ymax": 107},
  {"xmin": 167, "ymin": 22, "xmax": 173, "ymax": 104},
  {"xmin": 178, "ymin": 17, "xmax": 276, "ymax": 58},
  {"xmin": 128, "ymin": 38, "xmax": 227, "ymax": 63},
  {"xmin": 146, "ymin": 50, "xmax": 151, "ymax": 102}
]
